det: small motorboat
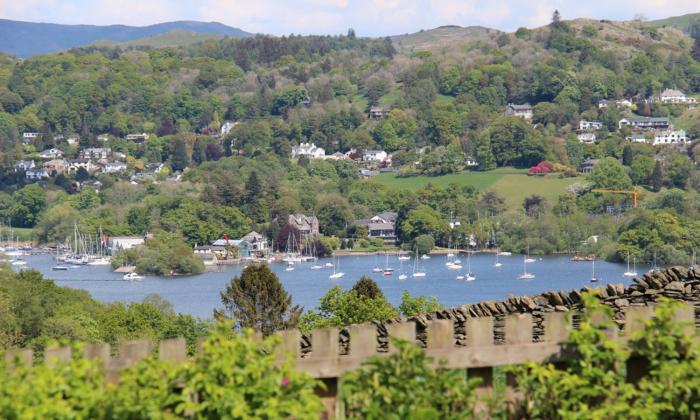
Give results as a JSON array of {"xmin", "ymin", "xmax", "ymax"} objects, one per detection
[
  {"xmin": 123, "ymin": 272, "xmax": 144, "ymax": 281},
  {"xmin": 398, "ymin": 273, "xmax": 408, "ymax": 280},
  {"xmin": 412, "ymin": 272, "xmax": 426, "ymax": 278},
  {"xmin": 447, "ymin": 263, "xmax": 462, "ymax": 270},
  {"xmin": 310, "ymin": 264, "xmax": 323, "ymax": 270},
  {"xmin": 466, "ymin": 272, "xmax": 476, "ymax": 282},
  {"xmin": 11, "ymin": 260, "xmax": 27, "ymax": 266},
  {"xmin": 52, "ymin": 265, "xmax": 69, "ymax": 271},
  {"xmin": 421, "ymin": 254, "xmax": 431, "ymax": 260}
]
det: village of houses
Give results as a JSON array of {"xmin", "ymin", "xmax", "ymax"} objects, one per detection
[{"xmin": 9, "ymin": 88, "xmax": 698, "ymax": 268}]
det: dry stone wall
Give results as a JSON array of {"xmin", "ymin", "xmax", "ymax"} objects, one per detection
[{"xmin": 300, "ymin": 266, "xmax": 700, "ymax": 355}]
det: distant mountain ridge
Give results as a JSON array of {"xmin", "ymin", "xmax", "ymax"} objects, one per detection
[{"xmin": 0, "ymin": 19, "xmax": 252, "ymax": 57}]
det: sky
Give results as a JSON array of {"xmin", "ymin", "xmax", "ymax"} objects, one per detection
[{"xmin": 0, "ymin": 0, "xmax": 699, "ymax": 36}]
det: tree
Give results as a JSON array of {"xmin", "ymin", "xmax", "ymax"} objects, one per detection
[
  {"xmin": 589, "ymin": 157, "xmax": 633, "ymax": 190},
  {"xmin": 11, "ymin": 184, "xmax": 46, "ymax": 227},
  {"xmin": 351, "ymin": 277, "xmax": 384, "ymax": 300},
  {"xmin": 621, "ymin": 144, "xmax": 634, "ymax": 166},
  {"xmin": 399, "ymin": 291, "xmax": 442, "ymax": 317},
  {"xmin": 170, "ymin": 138, "xmax": 189, "ymax": 172},
  {"xmin": 215, "ymin": 264, "xmax": 301, "ymax": 337},
  {"xmin": 400, "ymin": 205, "xmax": 449, "ymax": 242},
  {"xmin": 523, "ymin": 195, "xmax": 548, "ymax": 218},
  {"xmin": 413, "ymin": 234, "xmax": 435, "ymax": 255},
  {"xmin": 75, "ymin": 167, "xmax": 90, "ymax": 182},
  {"xmin": 298, "ymin": 285, "xmax": 398, "ymax": 333},
  {"xmin": 630, "ymin": 155, "xmax": 654, "ymax": 185},
  {"xmin": 316, "ymin": 194, "xmax": 353, "ymax": 237},
  {"xmin": 651, "ymin": 160, "xmax": 663, "ymax": 192}
]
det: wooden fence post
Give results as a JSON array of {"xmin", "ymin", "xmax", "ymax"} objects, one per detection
[
  {"xmin": 426, "ymin": 319, "xmax": 453, "ymax": 350},
  {"xmin": 159, "ymin": 338, "xmax": 186, "ymax": 364},
  {"xmin": 310, "ymin": 328, "xmax": 339, "ymax": 419},
  {"xmin": 83, "ymin": 343, "xmax": 110, "ymax": 366},
  {"xmin": 44, "ymin": 346, "xmax": 71, "ymax": 367},
  {"xmin": 4, "ymin": 349, "xmax": 33, "ymax": 370},
  {"xmin": 120, "ymin": 339, "xmax": 152, "ymax": 367},
  {"xmin": 467, "ymin": 316, "xmax": 495, "ymax": 403},
  {"xmin": 624, "ymin": 305, "xmax": 655, "ymax": 383},
  {"xmin": 387, "ymin": 322, "xmax": 416, "ymax": 353},
  {"xmin": 348, "ymin": 324, "xmax": 378, "ymax": 358},
  {"xmin": 275, "ymin": 329, "xmax": 301, "ymax": 360},
  {"xmin": 543, "ymin": 312, "xmax": 569, "ymax": 343}
]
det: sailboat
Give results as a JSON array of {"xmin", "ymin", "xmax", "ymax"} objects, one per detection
[
  {"xmin": 650, "ymin": 251, "xmax": 660, "ymax": 273},
  {"xmin": 524, "ymin": 245, "xmax": 536, "ymax": 263},
  {"xmin": 398, "ymin": 258, "xmax": 408, "ymax": 280},
  {"xmin": 518, "ymin": 255, "xmax": 535, "ymax": 279},
  {"xmin": 383, "ymin": 252, "xmax": 394, "ymax": 276},
  {"xmin": 590, "ymin": 257, "xmax": 599, "ymax": 282},
  {"xmin": 465, "ymin": 252, "xmax": 476, "ymax": 281},
  {"xmin": 412, "ymin": 248, "xmax": 426, "ymax": 278},
  {"xmin": 398, "ymin": 251, "xmax": 411, "ymax": 261},
  {"xmin": 372, "ymin": 254, "xmax": 382, "ymax": 273},
  {"xmin": 282, "ymin": 233, "xmax": 302, "ymax": 263},
  {"xmin": 623, "ymin": 251, "xmax": 637, "ymax": 277},
  {"xmin": 329, "ymin": 256, "xmax": 344, "ymax": 279},
  {"xmin": 494, "ymin": 249, "xmax": 503, "ymax": 268}
]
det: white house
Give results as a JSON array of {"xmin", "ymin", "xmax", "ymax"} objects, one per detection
[
  {"xmin": 103, "ymin": 161, "xmax": 128, "ymax": 174},
  {"xmin": 579, "ymin": 120, "xmax": 603, "ymax": 131},
  {"xmin": 618, "ymin": 117, "xmax": 669, "ymax": 130},
  {"xmin": 577, "ymin": 132, "xmax": 597, "ymax": 144},
  {"xmin": 465, "ymin": 157, "xmax": 478, "ymax": 167},
  {"xmin": 109, "ymin": 236, "xmax": 145, "ymax": 253},
  {"xmin": 22, "ymin": 132, "xmax": 39, "ymax": 144},
  {"xmin": 68, "ymin": 160, "xmax": 97, "ymax": 174},
  {"xmin": 97, "ymin": 134, "xmax": 110, "ymax": 143},
  {"xmin": 291, "ymin": 142, "xmax": 325, "ymax": 159},
  {"xmin": 363, "ymin": 150, "xmax": 388, "ymax": 162},
  {"xmin": 627, "ymin": 133, "xmax": 647, "ymax": 143},
  {"xmin": 653, "ymin": 129, "xmax": 688, "ymax": 145},
  {"xmin": 220, "ymin": 121, "xmax": 238, "ymax": 136},
  {"xmin": 660, "ymin": 89, "xmax": 697, "ymax": 104},
  {"xmin": 25, "ymin": 168, "xmax": 49, "ymax": 180},
  {"xmin": 80, "ymin": 147, "xmax": 111, "ymax": 160},
  {"xmin": 126, "ymin": 133, "xmax": 149, "ymax": 143},
  {"xmin": 369, "ymin": 107, "xmax": 390, "ymax": 119},
  {"xmin": 241, "ymin": 231, "xmax": 268, "ymax": 256},
  {"xmin": 14, "ymin": 160, "xmax": 35, "ymax": 172},
  {"xmin": 39, "ymin": 148, "xmax": 64, "ymax": 159}
]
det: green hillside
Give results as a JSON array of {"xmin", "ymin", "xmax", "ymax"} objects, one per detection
[
  {"xmin": 650, "ymin": 12, "xmax": 700, "ymax": 32},
  {"xmin": 92, "ymin": 30, "xmax": 226, "ymax": 49}
]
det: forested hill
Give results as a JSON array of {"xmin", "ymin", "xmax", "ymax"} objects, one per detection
[{"xmin": 0, "ymin": 19, "xmax": 251, "ymax": 57}]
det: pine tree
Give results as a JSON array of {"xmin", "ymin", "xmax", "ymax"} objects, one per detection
[
  {"xmin": 622, "ymin": 144, "xmax": 633, "ymax": 166},
  {"xmin": 651, "ymin": 160, "xmax": 663, "ymax": 192},
  {"xmin": 551, "ymin": 10, "xmax": 562, "ymax": 29},
  {"xmin": 192, "ymin": 138, "xmax": 207, "ymax": 166},
  {"xmin": 351, "ymin": 277, "xmax": 384, "ymax": 300},
  {"xmin": 170, "ymin": 138, "xmax": 189, "ymax": 172},
  {"xmin": 215, "ymin": 264, "xmax": 302, "ymax": 336}
]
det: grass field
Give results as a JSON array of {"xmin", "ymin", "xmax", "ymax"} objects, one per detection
[{"xmin": 373, "ymin": 168, "xmax": 586, "ymax": 207}]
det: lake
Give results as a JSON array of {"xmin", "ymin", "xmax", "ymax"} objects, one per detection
[{"xmin": 13, "ymin": 253, "xmax": 650, "ymax": 318}]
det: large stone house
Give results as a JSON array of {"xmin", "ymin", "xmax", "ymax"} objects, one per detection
[
  {"xmin": 504, "ymin": 103, "xmax": 533, "ymax": 120},
  {"xmin": 288, "ymin": 214, "xmax": 319, "ymax": 237}
]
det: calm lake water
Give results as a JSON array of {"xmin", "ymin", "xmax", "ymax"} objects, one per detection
[{"xmin": 14, "ymin": 253, "xmax": 650, "ymax": 318}]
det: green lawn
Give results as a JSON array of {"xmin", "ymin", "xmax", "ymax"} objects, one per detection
[{"xmin": 373, "ymin": 168, "xmax": 586, "ymax": 208}]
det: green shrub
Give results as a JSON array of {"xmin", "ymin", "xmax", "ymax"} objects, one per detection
[{"xmin": 340, "ymin": 337, "xmax": 479, "ymax": 419}]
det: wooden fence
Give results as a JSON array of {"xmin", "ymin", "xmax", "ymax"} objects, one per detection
[{"xmin": 4, "ymin": 301, "xmax": 695, "ymax": 417}]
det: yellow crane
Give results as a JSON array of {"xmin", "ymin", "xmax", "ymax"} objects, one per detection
[{"xmin": 591, "ymin": 188, "xmax": 638, "ymax": 208}]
